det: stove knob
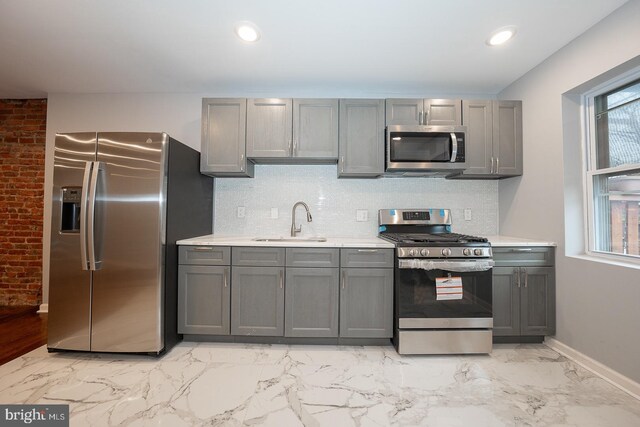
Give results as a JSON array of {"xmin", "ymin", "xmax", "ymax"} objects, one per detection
[
  {"xmin": 408, "ymin": 249, "xmax": 417, "ymax": 257},
  {"xmin": 441, "ymin": 248, "xmax": 452, "ymax": 257},
  {"xmin": 474, "ymin": 248, "xmax": 483, "ymax": 256},
  {"xmin": 463, "ymin": 248, "xmax": 472, "ymax": 256},
  {"xmin": 420, "ymin": 249, "xmax": 429, "ymax": 257}
]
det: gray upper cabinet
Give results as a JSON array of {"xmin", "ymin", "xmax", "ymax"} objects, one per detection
[
  {"xmin": 338, "ymin": 99, "xmax": 385, "ymax": 177},
  {"xmin": 293, "ymin": 99, "xmax": 339, "ymax": 159},
  {"xmin": 201, "ymin": 98, "xmax": 253, "ymax": 177},
  {"xmin": 386, "ymin": 99, "xmax": 461, "ymax": 126},
  {"xmin": 452, "ymin": 100, "xmax": 522, "ymax": 179},
  {"xmin": 247, "ymin": 98, "xmax": 293, "ymax": 159},
  {"xmin": 246, "ymin": 98, "xmax": 339, "ymax": 161}
]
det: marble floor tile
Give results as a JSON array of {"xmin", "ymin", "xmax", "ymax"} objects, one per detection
[{"xmin": 0, "ymin": 343, "xmax": 638, "ymax": 426}]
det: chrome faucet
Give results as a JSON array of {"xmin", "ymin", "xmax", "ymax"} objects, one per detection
[{"xmin": 291, "ymin": 201, "xmax": 312, "ymax": 237}]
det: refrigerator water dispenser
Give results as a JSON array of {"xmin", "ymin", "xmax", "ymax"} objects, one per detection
[{"xmin": 60, "ymin": 186, "xmax": 82, "ymax": 232}]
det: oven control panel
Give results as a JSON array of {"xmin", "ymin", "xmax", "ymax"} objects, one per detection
[{"xmin": 398, "ymin": 246, "xmax": 492, "ymax": 258}]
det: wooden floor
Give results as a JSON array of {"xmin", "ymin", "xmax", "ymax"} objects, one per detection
[{"xmin": 0, "ymin": 306, "xmax": 48, "ymax": 365}]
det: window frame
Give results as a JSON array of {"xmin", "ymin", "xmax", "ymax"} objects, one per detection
[{"xmin": 583, "ymin": 70, "xmax": 640, "ymax": 264}]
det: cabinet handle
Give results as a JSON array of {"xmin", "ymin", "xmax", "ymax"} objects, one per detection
[
  {"xmin": 288, "ymin": 139, "xmax": 292, "ymax": 153},
  {"xmin": 341, "ymin": 156, "xmax": 345, "ymax": 173},
  {"xmin": 515, "ymin": 267, "xmax": 521, "ymax": 288},
  {"xmin": 509, "ymin": 248, "xmax": 533, "ymax": 252},
  {"xmin": 490, "ymin": 157, "xmax": 494, "ymax": 174},
  {"xmin": 424, "ymin": 110, "xmax": 429, "ymax": 124},
  {"xmin": 495, "ymin": 157, "xmax": 499, "ymax": 174},
  {"xmin": 223, "ymin": 268, "xmax": 228, "ymax": 288},
  {"xmin": 193, "ymin": 247, "xmax": 214, "ymax": 251},
  {"xmin": 342, "ymin": 270, "xmax": 346, "ymax": 289},
  {"xmin": 357, "ymin": 249, "xmax": 378, "ymax": 253},
  {"xmin": 293, "ymin": 139, "xmax": 297, "ymax": 156},
  {"xmin": 279, "ymin": 270, "xmax": 283, "ymax": 289},
  {"xmin": 523, "ymin": 268, "xmax": 528, "ymax": 288},
  {"xmin": 419, "ymin": 111, "xmax": 423, "ymax": 125}
]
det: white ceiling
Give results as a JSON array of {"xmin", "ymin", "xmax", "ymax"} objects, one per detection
[{"xmin": 0, "ymin": 0, "xmax": 629, "ymax": 98}]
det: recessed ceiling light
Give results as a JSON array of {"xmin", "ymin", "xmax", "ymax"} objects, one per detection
[
  {"xmin": 487, "ymin": 26, "xmax": 517, "ymax": 46},
  {"xmin": 235, "ymin": 22, "xmax": 261, "ymax": 43}
]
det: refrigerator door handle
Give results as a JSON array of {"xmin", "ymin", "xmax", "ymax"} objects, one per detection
[
  {"xmin": 80, "ymin": 161, "xmax": 93, "ymax": 270},
  {"xmin": 87, "ymin": 161, "xmax": 104, "ymax": 271}
]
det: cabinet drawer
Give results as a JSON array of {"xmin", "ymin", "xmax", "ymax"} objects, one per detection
[
  {"xmin": 492, "ymin": 247, "xmax": 555, "ymax": 267},
  {"xmin": 286, "ymin": 248, "xmax": 339, "ymax": 268},
  {"xmin": 341, "ymin": 248, "xmax": 394, "ymax": 268},
  {"xmin": 232, "ymin": 247, "xmax": 285, "ymax": 266},
  {"xmin": 179, "ymin": 246, "xmax": 230, "ymax": 265}
]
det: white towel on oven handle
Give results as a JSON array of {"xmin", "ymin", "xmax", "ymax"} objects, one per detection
[{"xmin": 398, "ymin": 259, "xmax": 495, "ymax": 272}]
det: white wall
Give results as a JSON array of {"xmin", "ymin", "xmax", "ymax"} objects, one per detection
[{"xmin": 498, "ymin": 1, "xmax": 640, "ymax": 382}]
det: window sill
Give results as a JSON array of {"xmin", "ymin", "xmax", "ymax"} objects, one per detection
[{"xmin": 568, "ymin": 253, "xmax": 640, "ymax": 270}]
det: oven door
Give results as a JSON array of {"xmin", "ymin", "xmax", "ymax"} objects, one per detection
[
  {"xmin": 386, "ymin": 125, "xmax": 466, "ymax": 171},
  {"xmin": 395, "ymin": 259, "xmax": 492, "ymax": 329}
]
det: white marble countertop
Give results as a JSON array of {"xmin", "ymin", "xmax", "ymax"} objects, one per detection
[
  {"xmin": 483, "ymin": 235, "xmax": 557, "ymax": 247},
  {"xmin": 177, "ymin": 234, "xmax": 395, "ymax": 248},
  {"xmin": 178, "ymin": 234, "xmax": 555, "ymax": 248}
]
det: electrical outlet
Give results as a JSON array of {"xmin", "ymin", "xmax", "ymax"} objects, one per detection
[
  {"xmin": 464, "ymin": 208, "xmax": 472, "ymax": 221},
  {"xmin": 237, "ymin": 206, "xmax": 246, "ymax": 218},
  {"xmin": 356, "ymin": 209, "xmax": 369, "ymax": 222},
  {"xmin": 270, "ymin": 207, "xmax": 278, "ymax": 219}
]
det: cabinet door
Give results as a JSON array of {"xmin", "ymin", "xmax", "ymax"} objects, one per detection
[
  {"xmin": 338, "ymin": 99, "xmax": 385, "ymax": 177},
  {"xmin": 231, "ymin": 266, "xmax": 284, "ymax": 336},
  {"xmin": 293, "ymin": 99, "xmax": 339, "ymax": 159},
  {"xmin": 178, "ymin": 265, "xmax": 230, "ymax": 335},
  {"xmin": 339, "ymin": 268, "xmax": 393, "ymax": 338},
  {"xmin": 285, "ymin": 268, "xmax": 339, "ymax": 337},
  {"xmin": 461, "ymin": 100, "xmax": 493, "ymax": 175},
  {"xmin": 247, "ymin": 98, "xmax": 293, "ymax": 158},
  {"xmin": 201, "ymin": 98, "xmax": 252, "ymax": 176},
  {"xmin": 492, "ymin": 267, "xmax": 520, "ymax": 336},
  {"xmin": 385, "ymin": 99, "xmax": 422, "ymax": 125},
  {"xmin": 493, "ymin": 100, "xmax": 523, "ymax": 176},
  {"xmin": 520, "ymin": 267, "xmax": 556, "ymax": 336},
  {"xmin": 424, "ymin": 99, "xmax": 462, "ymax": 126}
]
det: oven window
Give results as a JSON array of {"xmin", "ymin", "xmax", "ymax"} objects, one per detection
[
  {"xmin": 396, "ymin": 268, "xmax": 492, "ymax": 318},
  {"xmin": 389, "ymin": 132, "xmax": 451, "ymax": 162}
]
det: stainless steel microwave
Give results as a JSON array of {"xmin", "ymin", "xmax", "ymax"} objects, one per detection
[{"xmin": 385, "ymin": 125, "xmax": 467, "ymax": 173}]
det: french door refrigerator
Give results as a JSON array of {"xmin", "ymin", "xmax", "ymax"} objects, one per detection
[{"xmin": 48, "ymin": 132, "xmax": 212, "ymax": 355}]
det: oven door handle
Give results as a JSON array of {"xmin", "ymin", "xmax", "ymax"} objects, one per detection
[{"xmin": 398, "ymin": 259, "xmax": 494, "ymax": 272}]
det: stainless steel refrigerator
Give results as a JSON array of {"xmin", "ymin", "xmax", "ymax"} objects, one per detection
[{"xmin": 48, "ymin": 132, "xmax": 212, "ymax": 355}]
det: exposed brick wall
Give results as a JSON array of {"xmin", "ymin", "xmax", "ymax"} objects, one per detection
[{"xmin": 0, "ymin": 99, "xmax": 47, "ymax": 306}]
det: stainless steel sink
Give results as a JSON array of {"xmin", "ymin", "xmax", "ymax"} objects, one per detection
[{"xmin": 252, "ymin": 237, "xmax": 327, "ymax": 242}]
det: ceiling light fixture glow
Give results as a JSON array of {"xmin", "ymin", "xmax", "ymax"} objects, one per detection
[
  {"xmin": 235, "ymin": 22, "xmax": 261, "ymax": 43},
  {"xmin": 487, "ymin": 26, "xmax": 517, "ymax": 46}
]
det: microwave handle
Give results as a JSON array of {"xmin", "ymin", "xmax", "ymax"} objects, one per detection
[{"xmin": 450, "ymin": 133, "xmax": 458, "ymax": 162}]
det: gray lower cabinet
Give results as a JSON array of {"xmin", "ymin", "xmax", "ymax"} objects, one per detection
[
  {"xmin": 338, "ymin": 99, "xmax": 385, "ymax": 177},
  {"xmin": 340, "ymin": 268, "xmax": 393, "ymax": 338},
  {"xmin": 285, "ymin": 267, "xmax": 339, "ymax": 337},
  {"xmin": 492, "ymin": 247, "xmax": 556, "ymax": 339},
  {"xmin": 451, "ymin": 100, "xmax": 522, "ymax": 179},
  {"xmin": 177, "ymin": 246, "xmax": 231, "ymax": 335},
  {"xmin": 386, "ymin": 98, "xmax": 461, "ymax": 126},
  {"xmin": 201, "ymin": 98, "xmax": 253, "ymax": 177},
  {"xmin": 231, "ymin": 266, "xmax": 285, "ymax": 336}
]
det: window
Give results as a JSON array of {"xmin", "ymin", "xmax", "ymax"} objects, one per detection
[{"xmin": 587, "ymin": 78, "xmax": 640, "ymax": 260}]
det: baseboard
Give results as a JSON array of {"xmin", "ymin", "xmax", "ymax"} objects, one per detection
[
  {"xmin": 37, "ymin": 303, "xmax": 48, "ymax": 313},
  {"xmin": 545, "ymin": 337, "xmax": 640, "ymax": 400}
]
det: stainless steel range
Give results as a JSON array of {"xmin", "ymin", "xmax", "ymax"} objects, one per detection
[{"xmin": 378, "ymin": 209, "xmax": 494, "ymax": 355}]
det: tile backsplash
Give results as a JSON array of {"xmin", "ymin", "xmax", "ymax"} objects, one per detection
[{"xmin": 214, "ymin": 165, "xmax": 498, "ymax": 237}]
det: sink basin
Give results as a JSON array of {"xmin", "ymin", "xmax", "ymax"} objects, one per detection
[{"xmin": 252, "ymin": 237, "xmax": 327, "ymax": 242}]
